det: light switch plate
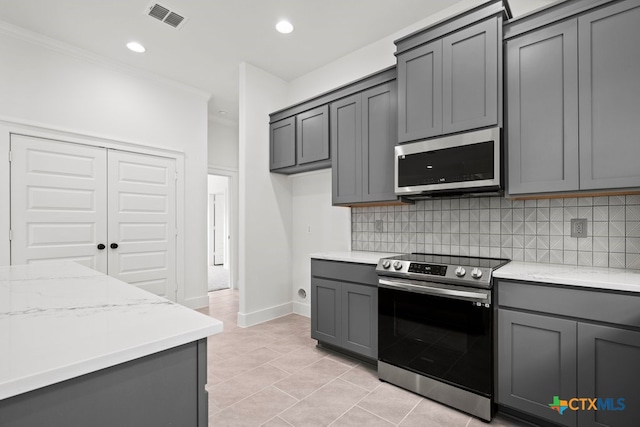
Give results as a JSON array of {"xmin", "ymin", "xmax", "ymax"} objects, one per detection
[
  {"xmin": 571, "ymin": 218, "xmax": 588, "ymax": 238},
  {"xmin": 375, "ymin": 219, "xmax": 384, "ymax": 233}
]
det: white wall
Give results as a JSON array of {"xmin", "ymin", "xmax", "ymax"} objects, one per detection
[
  {"xmin": 208, "ymin": 117, "xmax": 239, "ymax": 170},
  {"xmin": 0, "ymin": 26, "xmax": 210, "ymax": 308},
  {"xmin": 238, "ymin": 62, "xmax": 292, "ymax": 326},
  {"xmin": 291, "ymin": 170, "xmax": 350, "ymax": 316}
]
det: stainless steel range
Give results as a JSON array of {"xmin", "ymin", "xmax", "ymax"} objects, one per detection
[{"xmin": 375, "ymin": 253, "xmax": 509, "ymax": 422}]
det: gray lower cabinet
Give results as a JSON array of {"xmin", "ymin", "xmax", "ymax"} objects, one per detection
[
  {"xmin": 505, "ymin": 0, "xmax": 640, "ymax": 196},
  {"xmin": 395, "ymin": 1, "xmax": 506, "ymax": 143},
  {"xmin": 269, "ymin": 105, "xmax": 330, "ymax": 174},
  {"xmin": 0, "ymin": 340, "xmax": 208, "ymax": 427},
  {"xmin": 310, "ymin": 259, "xmax": 378, "ymax": 360},
  {"xmin": 331, "ymin": 81, "xmax": 398, "ymax": 205},
  {"xmin": 498, "ymin": 310, "xmax": 578, "ymax": 427},
  {"xmin": 577, "ymin": 323, "xmax": 640, "ymax": 427},
  {"xmin": 497, "ymin": 280, "xmax": 640, "ymax": 426}
]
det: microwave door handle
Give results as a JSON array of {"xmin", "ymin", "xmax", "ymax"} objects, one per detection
[{"xmin": 378, "ymin": 278, "xmax": 489, "ymax": 302}]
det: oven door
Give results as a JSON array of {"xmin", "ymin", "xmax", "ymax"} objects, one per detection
[{"xmin": 378, "ymin": 277, "xmax": 492, "ymax": 397}]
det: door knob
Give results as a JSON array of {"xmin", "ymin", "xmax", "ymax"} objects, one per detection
[
  {"xmin": 97, "ymin": 244, "xmax": 106, "ymax": 250},
  {"xmin": 110, "ymin": 243, "xmax": 119, "ymax": 249}
]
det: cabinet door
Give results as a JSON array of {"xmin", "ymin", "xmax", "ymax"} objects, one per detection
[
  {"xmin": 506, "ymin": 19, "xmax": 579, "ymax": 195},
  {"xmin": 269, "ymin": 117, "xmax": 295, "ymax": 170},
  {"xmin": 578, "ymin": 0, "xmax": 640, "ymax": 190},
  {"xmin": 361, "ymin": 81, "xmax": 398, "ymax": 203},
  {"xmin": 331, "ymin": 94, "xmax": 362, "ymax": 205},
  {"xmin": 498, "ymin": 310, "xmax": 577, "ymax": 427},
  {"xmin": 311, "ymin": 278, "xmax": 341, "ymax": 347},
  {"xmin": 341, "ymin": 283, "xmax": 377, "ymax": 359},
  {"xmin": 577, "ymin": 323, "xmax": 640, "ymax": 427},
  {"xmin": 397, "ymin": 40, "xmax": 443, "ymax": 142},
  {"xmin": 296, "ymin": 105, "xmax": 329, "ymax": 165},
  {"xmin": 442, "ymin": 17, "xmax": 498, "ymax": 134}
]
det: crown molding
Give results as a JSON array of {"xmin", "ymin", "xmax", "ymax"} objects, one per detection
[{"xmin": 0, "ymin": 20, "xmax": 212, "ymax": 101}]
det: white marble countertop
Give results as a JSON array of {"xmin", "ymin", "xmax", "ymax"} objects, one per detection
[
  {"xmin": 494, "ymin": 261, "xmax": 640, "ymax": 293},
  {"xmin": 310, "ymin": 251, "xmax": 402, "ymax": 265},
  {"xmin": 0, "ymin": 262, "xmax": 223, "ymax": 401}
]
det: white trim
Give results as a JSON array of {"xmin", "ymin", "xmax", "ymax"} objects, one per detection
[
  {"xmin": 293, "ymin": 302, "xmax": 311, "ymax": 318},
  {"xmin": 208, "ymin": 166, "xmax": 239, "ymax": 291},
  {"xmin": 0, "ymin": 21, "xmax": 211, "ymax": 101},
  {"xmin": 0, "ymin": 120, "xmax": 186, "ymax": 307},
  {"xmin": 236, "ymin": 302, "xmax": 293, "ymax": 328},
  {"xmin": 181, "ymin": 296, "xmax": 210, "ymax": 310}
]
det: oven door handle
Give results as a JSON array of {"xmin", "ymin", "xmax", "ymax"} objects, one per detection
[{"xmin": 378, "ymin": 279, "xmax": 489, "ymax": 303}]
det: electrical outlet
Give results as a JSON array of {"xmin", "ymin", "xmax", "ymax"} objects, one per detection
[
  {"xmin": 571, "ymin": 218, "xmax": 588, "ymax": 238},
  {"xmin": 374, "ymin": 219, "xmax": 384, "ymax": 233}
]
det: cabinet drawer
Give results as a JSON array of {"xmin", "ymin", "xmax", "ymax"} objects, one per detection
[
  {"xmin": 497, "ymin": 280, "xmax": 640, "ymax": 328},
  {"xmin": 311, "ymin": 259, "xmax": 378, "ymax": 286}
]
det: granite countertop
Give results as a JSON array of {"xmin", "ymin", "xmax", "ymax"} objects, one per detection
[
  {"xmin": 494, "ymin": 261, "xmax": 640, "ymax": 293},
  {"xmin": 310, "ymin": 251, "xmax": 402, "ymax": 265},
  {"xmin": 0, "ymin": 262, "xmax": 223, "ymax": 401}
]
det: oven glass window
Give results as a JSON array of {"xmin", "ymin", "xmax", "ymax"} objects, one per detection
[
  {"xmin": 378, "ymin": 286, "xmax": 492, "ymax": 396},
  {"xmin": 398, "ymin": 141, "xmax": 494, "ymax": 187}
]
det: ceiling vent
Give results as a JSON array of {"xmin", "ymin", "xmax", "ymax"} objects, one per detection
[{"xmin": 145, "ymin": 2, "xmax": 188, "ymax": 29}]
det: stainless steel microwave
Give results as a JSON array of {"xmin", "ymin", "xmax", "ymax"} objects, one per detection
[{"xmin": 395, "ymin": 127, "xmax": 502, "ymax": 198}]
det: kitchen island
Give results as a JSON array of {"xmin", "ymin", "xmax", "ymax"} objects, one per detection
[{"xmin": 0, "ymin": 262, "xmax": 222, "ymax": 427}]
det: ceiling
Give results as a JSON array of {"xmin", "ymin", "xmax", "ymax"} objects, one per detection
[{"xmin": 0, "ymin": 0, "xmax": 554, "ymax": 124}]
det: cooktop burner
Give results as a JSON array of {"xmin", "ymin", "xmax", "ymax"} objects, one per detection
[{"xmin": 375, "ymin": 253, "xmax": 510, "ymax": 289}]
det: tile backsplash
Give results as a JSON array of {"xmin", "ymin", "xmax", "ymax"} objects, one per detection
[{"xmin": 351, "ymin": 195, "xmax": 640, "ymax": 270}]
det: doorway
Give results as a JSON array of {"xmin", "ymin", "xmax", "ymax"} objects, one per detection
[{"xmin": 207, "ymin": 174, "xmax": 230, "ymax": 291}]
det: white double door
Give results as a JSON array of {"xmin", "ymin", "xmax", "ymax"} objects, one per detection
[{"xmin": 10, "ymin": 135, "xmax": 177, "ymax": 300}]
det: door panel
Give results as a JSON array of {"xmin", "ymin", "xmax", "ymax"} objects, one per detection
[
  {"xmin": 443, "ymin": 17, "xmax": 498, "ymax": 133},
  {"xmin": 331, "ymin": 94, "xmax": 362, "ymax": 204},
  {"xmin": 107, "ymin": 150, "xmax": 177, "ymax": 300},
  {"xmin": 10, "ymin": 135, "xmax": 108, "ymax": 272},
  {"xmin": 213, "ymin": 193, "xmax": 224, "ymax": 265},
  {"xmin": 578, "ymin": 0, "xmax": 640, "ymax": 190}
]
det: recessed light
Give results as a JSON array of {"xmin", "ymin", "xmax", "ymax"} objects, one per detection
[
  {"xmin": 126, "ymin": 42, "xmax": 146, "ymax": 53},
  {"xmin": 219, "ymin": 110, "xmax": 227, "ymax": 115},
  {"xmin": 275, "ymin": 20, "xmax": 294, "ymax": 34}
]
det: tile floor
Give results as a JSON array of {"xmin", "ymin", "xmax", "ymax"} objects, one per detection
[{"xmin": 198, "ymin": 289, "xmax": 533, "ymax": 427}]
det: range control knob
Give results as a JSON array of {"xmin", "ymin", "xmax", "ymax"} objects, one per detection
[
  {"xmin": 455, "ymin": 266, "xmax": 466, "ymax": 277},
  {"xmin": 393, "ymin": 261, "xmax": 403, "ymax": 271},
  {"xmin": 381, "ymin": 260, "xmax": 391, "ymax": 269},
  {"xmin": 471, "ymin": 268, "xmax": 483, "ymax": 279}
]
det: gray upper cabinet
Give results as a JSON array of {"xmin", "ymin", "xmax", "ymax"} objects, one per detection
[
  {"xmin": 578, "ymin": 0, "xmax": 640, "ymax": 191},
  {"xmin": 442, "ymin": 17, "xmax": 498, "ymax": 134},
  {"xmin": 506, "ymin": 19, "xmax": 579, "ymax": 194},
  {"xmin": 296, "ymin": 105, "xmax": 329, "ymax": 165},
  {"xmin": 269, "ymin": 106, "xmax": 330, "ymax": 174},
  {"xmin": 331, "ymin": 94, "xmax": 362, "ymax": 204},
  {"xmin": 395, "ymin": 1, "xmax": 507, "ymax": 144},
  {"xmin": 269, "ymin": 67, "xmax": 395, "ymax": 176},
  {"xmin": 269, "ymin": 117, "xmax": 296, "ymax": 170},
  {"xmin": 397, "ymin": 40, "xmax": 443, "ymax": 142},
  {"xmin": 332, "ymin": 81, "xmax": 398, "ymax": 205},
  {"xmin": 505, "ymin": 0, "xmax": 640, "ymax": 196}
]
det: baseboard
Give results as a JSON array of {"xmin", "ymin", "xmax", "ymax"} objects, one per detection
[
  {"xmin": 237, "ymin": 301, "xmax": 293, "ymax": 327},
  {"xmin": 293, "ymin": 302, "xmax": 310, "ymax": 318},
  {"xmin": 181, "ymin": 295, "xmax": 209, "ymax": 310}
]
